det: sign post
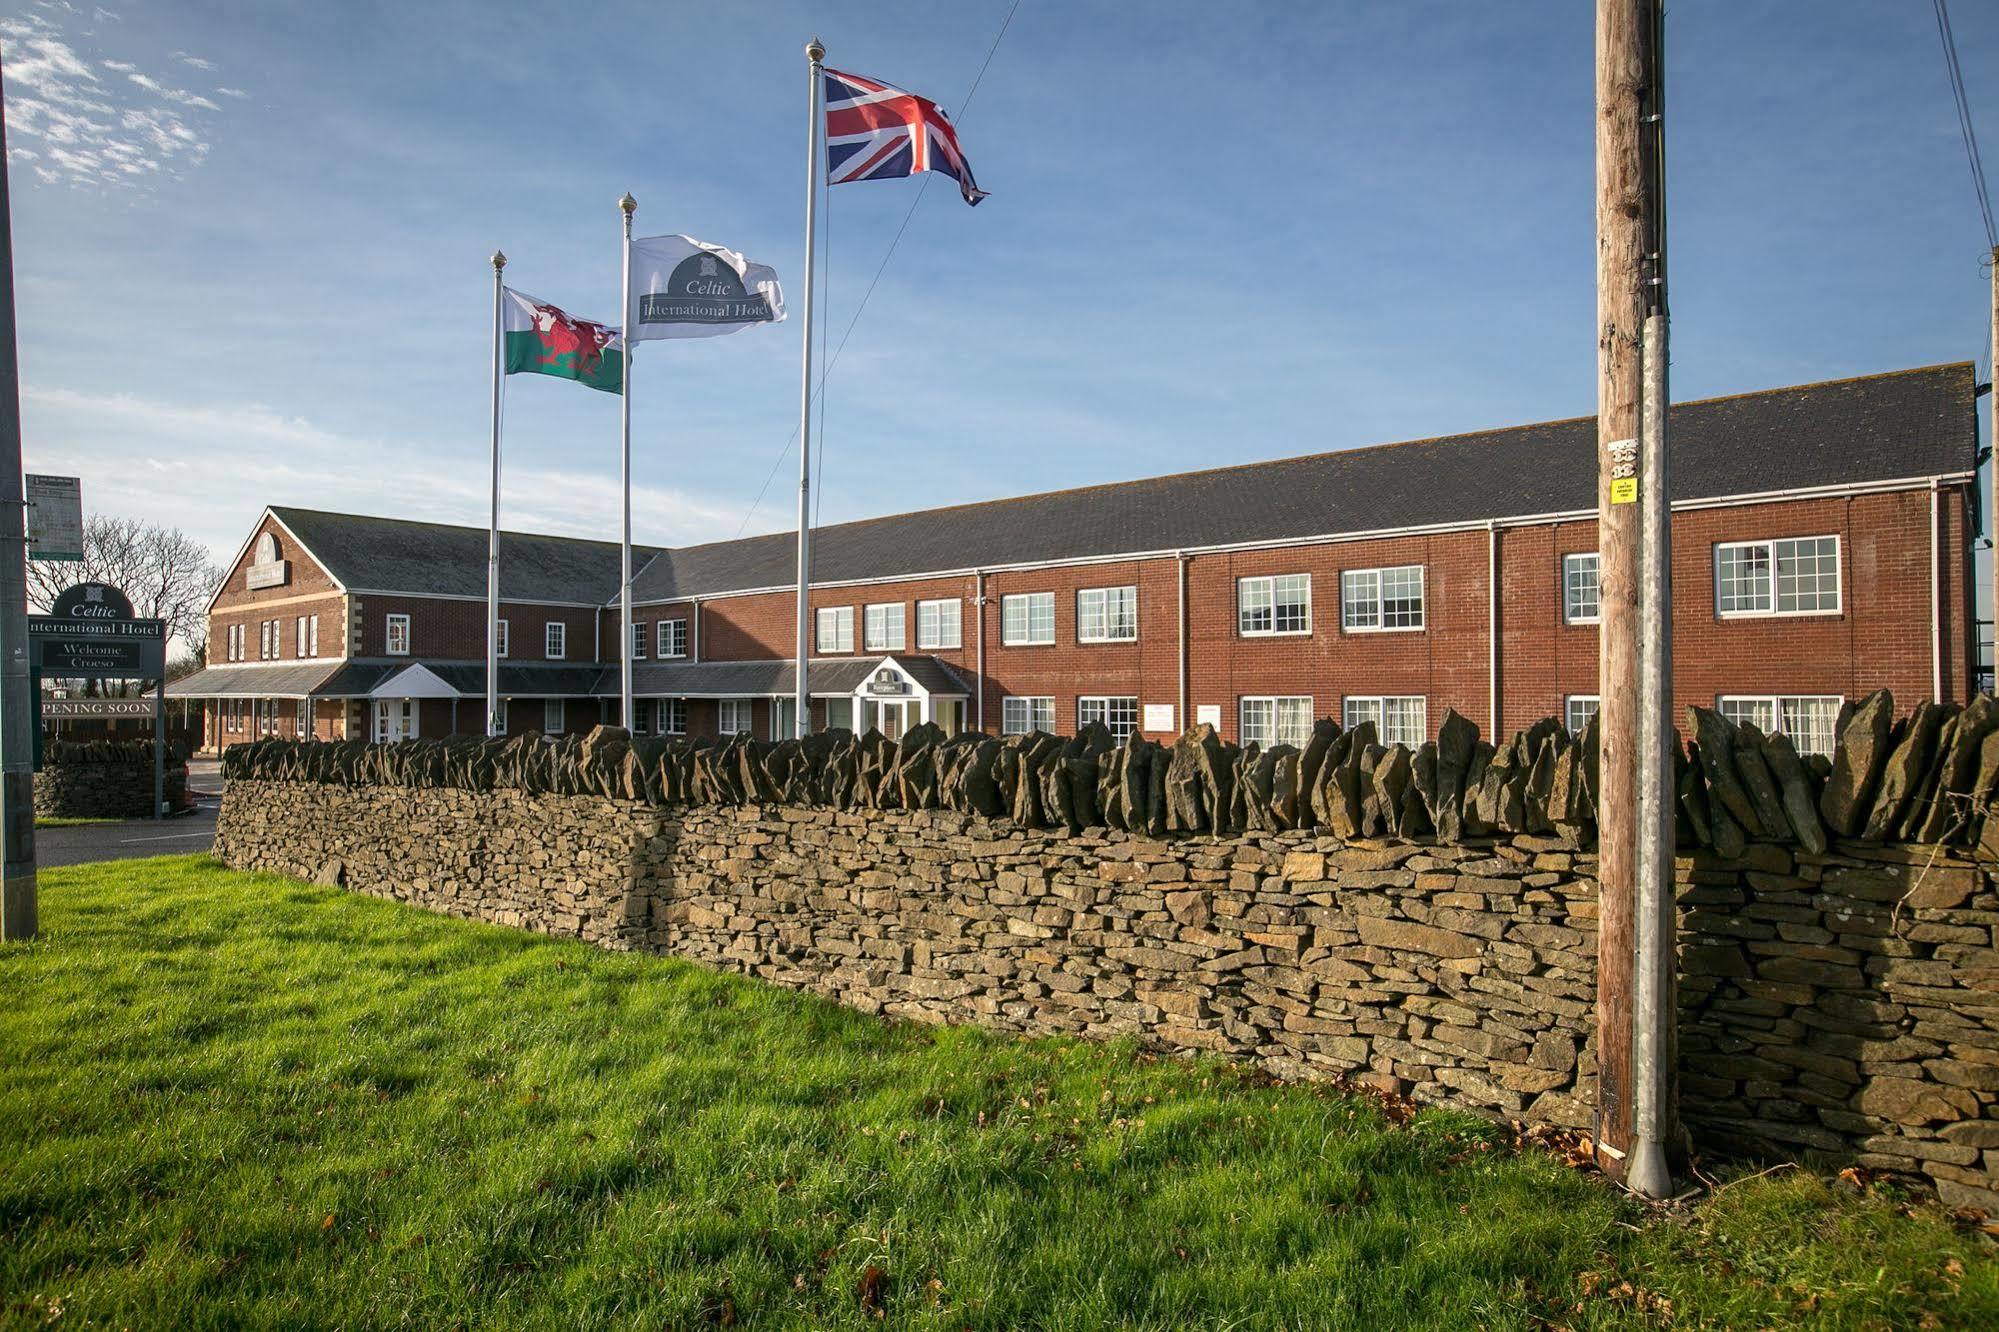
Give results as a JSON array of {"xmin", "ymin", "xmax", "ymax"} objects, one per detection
[
  {"xmin": 29, "ymin": 582, "xmax": 168, "ymax": 819},
  {"xmin": 23, "ymin": 473, "xmax": 82, "ymax": 562}
]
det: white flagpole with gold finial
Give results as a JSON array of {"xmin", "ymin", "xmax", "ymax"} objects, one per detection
[
  {"xmin": 619, "ymin": 192, "xmax": 637, "ymax": 731},
  {"xmin": 793, "ymin": 37, "xmax": 824, "ymax": 740},
  {"xmin": 486, "ymin": 249, "xmax": 505, "ymax": 736}
]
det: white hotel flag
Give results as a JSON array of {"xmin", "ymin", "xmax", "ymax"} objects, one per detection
[{"xmin": 612, "ymin": 221, "xmax": 787, "ymax": 729}]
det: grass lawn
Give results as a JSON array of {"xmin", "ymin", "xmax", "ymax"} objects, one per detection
[
  {"xmin": 31, "ymin": 816, "xmax": 115, "ymax": 828},
  {"xmin": 2, "ymin": 857, "xmax": 1995, "ymax": 1330}
]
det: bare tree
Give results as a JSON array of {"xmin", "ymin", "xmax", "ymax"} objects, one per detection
[{"xmin": 29, "ymin": 514, "xmax": 220, "ymax": 675}]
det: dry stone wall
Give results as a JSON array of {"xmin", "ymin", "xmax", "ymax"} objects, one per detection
[
  {"xmin": 34, "ymin": 738, "xmax": 186, "ymax": 820},
  {"xmin": 217, "ymin": 775, "xmax": 1999, "ymax": 1209}
]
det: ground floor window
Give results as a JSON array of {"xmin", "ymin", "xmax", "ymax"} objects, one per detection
[
  {"xmin": 1239, "ymin": 696, "xmax": 1313, "ymax": 748},
  {"xmin": 1078, "ymin": 695, "xmax": 1138, "ymax": 741},
  {"xmin": 1002, "ymin": 696, "xmax": 1055, "ymax": 735},
  {"xmin": 1565, "ymin": 695, "xmax": 1600, "ymax": 734},
  {"xmin": 631, "ymin": 698, "xmax": 652, "ymax": 735},
  {"xmin": 543, "ymin": 699, "xmax": 564, "ymax": 734},
  {"xmin": 719, "ymin": 698, "xmax": 754, "ymax": 736},
  {"xmin": 493, "ymin": 699, "xmax": 509, "ymax": 736},
  {"xmin": 1718, "ymin": 694, "xmax": 1842, "ymax": 758},
  {"xmin": 825, "ymin": 697, "xmax": 853, "ymax": 732},
  {"xmin": 296, "ymin": 699, "xmax": 309, "ymax": 736},
  {"xmin": 660, "ymin": 698, "xmax": 687, "ymax": 734},
  {"xmin": 1343, "ymin": 695, "xmax": 1427, "ymax": 747}
]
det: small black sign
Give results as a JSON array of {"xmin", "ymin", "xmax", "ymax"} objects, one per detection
[
  {"xmin": 50, "ymin": 581, "xmax": 135, "ymax": 621},
  {"xmin": 866, "ymin": 668, "xmax": 908, "ymax": 696}
]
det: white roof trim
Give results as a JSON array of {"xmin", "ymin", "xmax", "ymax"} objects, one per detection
[{"xmin": 370, "ymin": 663, "xmax": 461, "ymax": 700}]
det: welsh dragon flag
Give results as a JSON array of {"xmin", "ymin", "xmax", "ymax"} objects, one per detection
[{"xmin": 503, "ymin": 288, "xmax": 624, "ymax": 394}]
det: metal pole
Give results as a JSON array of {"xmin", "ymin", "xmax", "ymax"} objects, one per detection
[
  {"xmin": 487, "ymin": 250, "xmax": 506, "ymax": 736},
  {"xmin": 1487, "ymin": 520, "xmax": 1501, "ymax": 736},
  {"xmin": 1990, "ymin": 246, "xmax": 1997, "ymax": 689},
  {"xmin": 794, "ymin": 37, "xmax": 825, "ymax": 740},
  {"xmin": 152, "ymin": 678, "xmax": 164, "ymax": 819},
  {"xmin": 619, "ymin": 193, "xmax": 637, "ymax": 730},
  {"xmin": 0, "ymin": 53, "xmax": 37, "ymax": 941}
]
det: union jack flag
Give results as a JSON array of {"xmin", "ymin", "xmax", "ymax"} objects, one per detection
[{"xmin": 824, "ymin": 67, "xmax": 986, "ymax": 206}]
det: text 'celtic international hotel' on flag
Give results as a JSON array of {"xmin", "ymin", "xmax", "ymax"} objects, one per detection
[
  {"xmin": 625, "ymin": 235, "xmax": 786, "ymax": 341},
  {"xmin": 502, "ymin": 288, "xmax": 624, "ymax": 393},
  {"xmin": 824, "ymin": 67, "xmax": 985, "ymax": 205}
]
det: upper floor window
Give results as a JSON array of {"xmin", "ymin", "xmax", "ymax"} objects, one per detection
[
  {"xmin": 385, "ymin": 614, "xmax": 411, "ymax": 656},
  {"xmin": 1077, "ymin": 586, "xmax": 1138, "ymax": 643},
  {"xmin": 1001, "ymin": 695, "xmax": 1055, "ymax": 735},
  {"xmin": 719, "ymin": 698, "xmax": 755, "ymax": 736},
  {"xmin": 658, "ymin": 618, "xmax": 687, "ymax": 658},
  {"xmin": 1718, "ymin": 694, "xmax": 1843, "ymax": 759},
  {"xmin": 865, "ymin": 602, "xmax": 906, "ymax": 652},
  {"xmin": 1715, "ymin": 536, "xmax": 1840, "ymax": 616},
  {"xmin": 295, "ymin": 616, "xmax": 307, "ymax": 657},
  {"xmin": 816, "ymin": 606, "xmax": 854, "ymax": 653},
  {"xmin": 1565, "ymin": 694, "xmax": 1600, "ymax": 734},
  {"xmin": 1343, "ymin": 695, "xmax": 1428, "ymax": 747},
  {"xmin": 1238, "ymin": 574, "xmax": 1310, "ymax": 636},
  {"xmin": 1342, "ymin": 565, "xmax": 1425, "ymax": 632},
  {"xmin": 1563, "ymin": 553, "xmax": 1600, "ymax": 625},
  {"xmin": 545, "ymin": 621, "xmax": 567, "ymax": 659},
  {"xmin": 630, "ymin": 622, "xmax": 647, "ymax": 659},
  {"xmin": 916, "ymin": 598, "xmax": 961, "ymax": 650},
  {"xmin": 1078, "ymin": 695, "xmax": 1138, "ymax": 741},
  {"xmin": 259, "ymin": 619, "xmax": 275, "ymax": 659},
  {"xmin": 494, "ymin": 619, "xmax": 508, "ymax": 658},
  {"xmin": 1240, "ymin": 695, "xmax": 1313, "ymax": 748},
  {"xmin": 1001, "ymin": 592, "xmax": 1055, "ymax": 646},
  {"xmin": 226, "ymin": 623, "xmax": 243, "ymax": 661}
]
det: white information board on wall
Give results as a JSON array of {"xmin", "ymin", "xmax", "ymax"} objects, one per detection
[
  {"xmin": 1142, "ymin": 703, "xmax": 1175, "ymax": 733},
  {"xmin": 1196, "ymin": 704, "xmax": 1222, "ymax": 729}
]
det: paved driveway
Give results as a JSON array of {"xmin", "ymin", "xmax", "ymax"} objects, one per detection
[{"xmin": 35, "ymin": 757, "xmax": 222, "ymax": 868}]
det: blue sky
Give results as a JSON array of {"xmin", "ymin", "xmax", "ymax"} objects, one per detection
[{"xmin": 3, "ymin": 0, "xmax": 1995, "ymax": 572}]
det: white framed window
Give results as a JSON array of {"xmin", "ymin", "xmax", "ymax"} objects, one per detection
[
  {"xmin": 719, "ymin": 698, "xmax": 755, "ymax": 735},
  {"xmin": 1078, "ymin": 695, "xmax": 1139, "ymax": 740},
  {"xmin": 543, "ymin": 698, "xmax": 564, "ymax": 734},
  {"xmin": 296, "ymin": 698, "xmax": 309, "ymax": 735},
  {"xmin": 631, "ymin": 622, "xmax": 647, "ymax": 660},
  {"xmin": 816, "ymin": 606, "xmax": 854, "ymax": 653},
  {"xmin": 1001, "ymin": 695, "xmax": 1056, "ymax": 735},
  {"xmin": 1342, "ymin": 565, "xmax": 1425, "ymax": 632},
  {"xmin": 1715, "ymin": 536, "xmax": 1841, "ymax": 617},
  {"xmin": 825, "ymin": 697, "xmax": 854, "ymax": 731},
  {"xmin": 494, "ymin": 619, "xmax": 508, "ymax": 658},
  {"xmin": 864, "ymin": 602, "xmax": 906, "ymax": 652},
  {"xmin": 660, "ymin": 698, "xmax": 687, "ymax": 734},
  {"xmin": 545, "ymin": 621, "xmax": 566, "ymax": 659},
  {"xmin": 385, "ymin": 613, "xmax": 411, "ymax": 656},
  {"xmin": 1565, "ymin": 695, "xmax": 1600, "ymax": 734},
  {"xmin": 1239, "ymin": 696, "xmax": 1313, "ymax": 748},
  {"xmin": 259, "ymin": 619, "xmax": 272, "ymax": 659},
  {"xmin": 308, "ymin": 615, "xmax": 319, "ymax": 658},
  {"xmin": 1563, "ymin": 553, "xmax": 1600, "ymax": 625},
  {"xmin": 295, "ymin": 616, "xmax": 307, "ymax": 657},
  {"xmin": 1000, "ymin": 592, "xmax": 1056, "ymax": 646},
  {"xmin": 1237, "ymin": 574, "xmax": 1311, "ymax": 636},
  {"xmin": 1343, "ymin": 695, "xmax": 1428, "ymax": 747},
  {"xmin": 631, "ymin": 698, "xmax": 652, "ymax": 735},
  {"xmin": 916, "ymin": 598, "xmax": 961, "ymax": 649},
  {"xmin": 493, "ymin": 699, "xmax": 508, "ymax": 736},
  {"xmin": 1077, "ymin": 586, "xmax": 1138, "ymax": 643},
  {"xmin": 1718, "ymin": 694, "xmax": 1843, "ymax": 759},
  {"xmin": 657, "ymin": 619, "xmax": 687, "ymax": 658}
]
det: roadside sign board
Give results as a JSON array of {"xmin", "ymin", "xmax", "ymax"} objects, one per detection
[
  {"xmin": 24, "ymin": 474, "xmax": 84, "ymax": 561},
  {"xmin": 40, "ymin": 698, "xmax": 160, "ymax": 719},
  {"xmin": 26, "ymin": 582, "xmax": 170, "ymax": 812}
]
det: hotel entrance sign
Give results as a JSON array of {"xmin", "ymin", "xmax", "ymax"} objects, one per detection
[{"xmin": 26, "ymin": 582, "xmax": 169, "ymax": 813}]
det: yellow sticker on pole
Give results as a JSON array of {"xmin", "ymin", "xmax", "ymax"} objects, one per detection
[{"xmin": 1605, "ymin": 437, "xmax": 1638, "ymax": 504}]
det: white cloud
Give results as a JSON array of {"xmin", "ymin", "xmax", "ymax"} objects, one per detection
[
  {"xmin": 215, "ymin": 87, "xmax": 247, "ymax": 99},
  {"xmin": 19, "ymin": 385, "xmax": 746, "ymax": 563},
  {"xmin": 169, "ymin": 50, "xmax": 213, "ymax": 71},
  {"xmin": 0, "ymin": 9, "xmax": 223, "ymax": 189}
]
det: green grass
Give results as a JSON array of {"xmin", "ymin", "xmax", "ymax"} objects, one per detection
[
  {"xmin": 1, "ymin": 856, "xmax": 1993, "ymax": 1330},
  {"xmin": 31, "ymin": 816, "xmax": 114, "ymax": 828}
]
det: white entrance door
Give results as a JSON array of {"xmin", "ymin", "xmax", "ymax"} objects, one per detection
[
  {"xmin": 373, "ymin": 698, "xmax": 417, "ymax": 742},
  {"xmin": 861, "ymin": 697, "xmax": 918, "ymax": 740}
]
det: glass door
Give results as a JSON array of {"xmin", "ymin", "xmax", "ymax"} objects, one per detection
[{"xmin": 373, "ymin": 698, "xmax": 416, "ymax": 742}]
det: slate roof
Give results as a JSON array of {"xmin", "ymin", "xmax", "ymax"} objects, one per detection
[
  {"xmin": 165, "ymin": 661, "xmax": 383, "ymax": 698},
  {"xmin": 268, "ymin": 506, "xmax": 668, "ymax": 604},
  {"xmin": 252, "ymin": 364, "xmax": 1974, "ymax": 609},
  {"xmin": 628, "ymin": 363, "xmax": 1976, "ymax": 601},
  {"xmin": 621, "ymin": 655, "xmax": 970, "ymax": 698},
  {"xmin": 419, "ymin": 663, "xmax": 613, "ymax": 698}
]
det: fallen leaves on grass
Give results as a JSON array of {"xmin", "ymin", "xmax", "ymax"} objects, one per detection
[{"xmin": 857, "ymin": 1264, "xmax": 887, "ymax": 1320}]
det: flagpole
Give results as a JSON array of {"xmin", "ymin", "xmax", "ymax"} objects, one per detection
[
  {"xmin": 794, "ymin": 36, "xmax": 824, "ymax": 741},
  {"xmin": 619, "ymin": 192, "xmax": 637, "ymax": 731},
  {"xmin": 486, "ymin": 250, "xmax": 505, "ymax": 737}
]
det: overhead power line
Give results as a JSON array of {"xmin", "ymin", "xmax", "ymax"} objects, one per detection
[
  {"xmin": 1932, "ymin": 0, "xmax": 1997, "ymax": 250},
  {"xmin": 734, "ymin": 0, "xmax": 1024, "ymax": 538}
]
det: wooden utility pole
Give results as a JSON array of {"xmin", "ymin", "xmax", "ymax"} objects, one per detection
[{"xmin": 1594, "ymin": 0, "xmax": 1673, "ymax": 1195}]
